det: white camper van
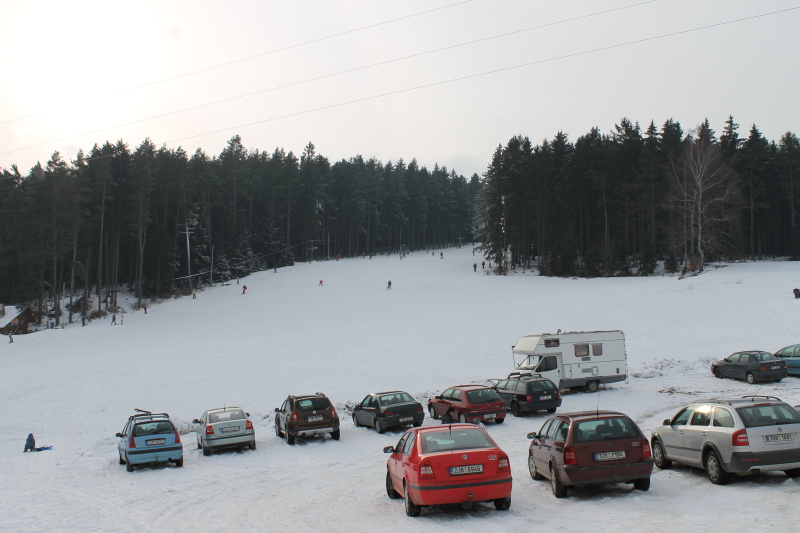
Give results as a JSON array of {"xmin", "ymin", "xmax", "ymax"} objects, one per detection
[{"xmin": 511, "ymin": 330, "xmax": 627, "ymax": 392}]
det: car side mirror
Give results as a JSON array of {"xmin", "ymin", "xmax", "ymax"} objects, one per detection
[
  {"xmin": 663, "ymin": 419, "xmax": 671, "ymax": 425},
  {"xmin": 434, "ymin": 395, "xmax": 441, "ymax": 400},
  {"xmin": 192, "ymin": 419, "xmax": 201, "ymax": 424},
  {"xmin": 115, "ymin": 432, "xmax": 123, "ymax": 438},
  {"xmin": 383, "ymin": 446, "xmax": 395, "ymax": 453},
  {"xmin": 527, "ymin": 432, "xmax": 539, "ymax": 439},
  {"xmin": 274, "ymin": 408, "xmax": 280, "ymax": 413}
]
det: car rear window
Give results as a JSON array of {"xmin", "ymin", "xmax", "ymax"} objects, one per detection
[
  {"xmin": 573, "ymin": 417, "xmax": 639, "ymax": 442},
  {"xmin": 466, "ymin": 388, "xmax": 501, "ymax": 404},
  {"xmin": 209, "ymin": 409, "xmax": 245, "ymax": 422},
  {"xmin": 420, "ymin": 428, "xmax": 494, "ymax": 453},
  {"xmin": 134, "ymin": 421, "xmax": 174, "ymax": 436},
  {"xmin": 296, "ymin": 397, "xmax": 331, "ymax": 411},
  {"xmin": 736, "ymin": 404, "xmax": 800, "ymax": 427},
  {"xmin": 528, "ymin": 380, "xmax": 557, "ymax": 391},
  {"xmin": 380, "ymin": 392, "xmax": 414, "ymax": 405}
]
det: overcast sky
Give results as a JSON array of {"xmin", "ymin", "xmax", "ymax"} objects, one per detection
[{"xmin": 2, "ymin": 0, "xmax": 798, "ymax": 179}]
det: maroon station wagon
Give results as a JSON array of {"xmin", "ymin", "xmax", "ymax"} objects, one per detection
[{"xmin": 527, "ymin": 410, "xmax": 653, "ymax": 498}]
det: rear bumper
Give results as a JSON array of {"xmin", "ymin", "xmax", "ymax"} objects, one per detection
[
  {"xmin": 205, "ymin": 432, "xmax": 255, "ymax": 449},
  {"xmin": 753, "ymin": 369, "xmax": 789, "ymax": 381},
  {"xmin": 382, "ymin": 413, "xmax": 425, "ymax": 428},
  {"xmin": 409, "ymin": 476, "xmax": 512, "ymax": 505},
  {"xmin": 727, "ymin": 449, "xmax": 800, "ymax": 473},
  {"xmin": 520, "ymin": 399, "xmax": 562, "ymax": 412},
  {"xmin": 126, "ymin": 445, "xmax": 183, "ymax": 464},
  {"xmin": 292, "ymin": 426, "xmax": 337, "ymax": 437},
  {"xmin": 562, "ymin": 460, "xmax": 653, "ymax": 486},
  {"xmin": 462, "ymin": 410, "xmax": 506, "ymax": 423}
]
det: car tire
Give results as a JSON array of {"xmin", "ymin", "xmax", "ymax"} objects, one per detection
[
  {"xmin": 550, "ymin": 464, "xmax": 567, "ymax": 498},
  {"xmin": 493, "ymin": 496, "xmax": 511, "ymax": 511},
  {"xmin": 546, "ymin": 408, "xmax": 557, "ymax": 414},
  {"xmin": 331, "ymin": 429, "xmax": 341, "ymax": 441},
  {"xmin": 652, "ymin": 439, "xmax": 672, "ymax": 469},
  {"xmin": 784, "ymin": 468, "xmax": 800, "ymax": 478},
  {"xmin": 119, "ymin": 453, "xmax": 125, "ymax": 465},
  {"xmin": 704, "ymin": 450, "xmax": 730, "ymax": 485},
  {"xmin": 175, "ymin": 457, "xmax": 183, "ymax": 467},
  {"xmin": 196, "ymin": 436, "xmax": 202, "ymax": 450},
  {"xmin": 459, "ymin": 413, "xmax": 468, "ymax": 423},
  {"xmin": 404, "ymin": 482, "xmax": 421, "ymax": 517},
  {"xmin": 286, "ymin": 431, "xmax": 295, "ymax": 445},
  {"xmin": 250, "ymin": 440, "xmax": 256, "ymax": 451},
  {"xmin": 352, "ymin": 414, "xmax": 360, "ymax": 428},
  {"xmin": 386, "ymin": 470, "xmax": 401, "ymax": 499},
  {"xmin": 746, "ymin": 372, "xmax": 756, "ymax": 385},
  {"xmin": 713, "ymin": 368, "xmax": 722, "ymax": 379},
  {"xmin": 125, "ymin": 456, "xmax": 134, "ymax": 472},
  {"xmin": 529, "ymin": 453, "xmax": 545, "ymax": 480},
  {"xmin": 584, "ymin": 381, "xmax": 599, "ymax": 393},
  {"xmin": 495, "ymin": 417, "xmax": 505, "ymax": 424},
  {"xmin": 274, "ymin": 421, "xmax": 282, "ymax": 438},
  {"xmin": 428, "ymin": 405, "xmax": 438, "ymax": 420},
  {"xmin": 202, "ymin": 445, "xmax": 211, "ymax": 456},
  {"xmin": 376, "ymin": 420, "xmax": 385, "ymax": 434},
  {"xmin": 413, "ymin": 420, "xmax": 422, "ymax": 427},
  {"xmin": 633, "ymin": 477, "xmax": 650, "ymax": 491},
  {"xmin": 511, "ymin": 402, "xmax": 522, "ymax": 417}
]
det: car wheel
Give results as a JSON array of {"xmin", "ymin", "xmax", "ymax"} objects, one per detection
[
  {"xmin": 174, "ymin": 457, "xmax": 183, "ymax": 467},
  {"xmin": 493, "ymin": 496, "xmax": 511, "ymax": 510},
  {"xmin": 286, "ymin": 431, "xmax": 296, "ymax": 445},
  {"xmin": 652, "ymin": 439, "xmax": 672, "ymax": 469},
  {"xmin": 404, "ymin": 482, "xmax": 421, "ymax": 517},
  {"xmin": 713, "ymin": 368, "xmax": 722, "ymax": 379},
  {"xmin": 528, "ymin": 453, "xmax": 545, "ymax": 480},
  {"xmin": 495, "ymin": 417, "xmax": 505, "ymax": 424},
  {"xmin": 413, "ymin": 420, "xmax": 422, "ymax": 427},
  {"xmin": 459, "ymin": 413, "xmax": 468, "ymax": 423},
  {"xmin": 584, "ymin": 380, "xmax": 599, "ymax": 393},
  {"xmin": 331, "ymin": 429, "xmax": 341, "ymax": 441},
  {"xmin": 376, "ymin": 420, "xmax": 385, "ymax": 434},
  {"xmin": 125, "ymin": 456, "xmax": 134, "ymax": 472},
  {"xmin": 202, "ymin": 445, "xmax": 211, "ymax": 456},
  {"xmin": 274, "ymin": 421, "xmax": 282, "ymax": 438},
  {"xmin": 550, "ymin": 464, "xmax": 567, "ymax": 498},
  {"xmin": 386, "ymin": 470, "xmax": 401, "ymax": 499},
  {"xmin": 511, "ymin": 402, "xmax": 522, "ymax": 417},
  {"xmin": 196, "ymin": 435, "xmax": 202, "ymax": 449},
  {"xmin": 784, "ymin": 468, "xmax": 800, "ymax": 478},
  {"xmin": 428, "ymin": 405, "xmax": 438, "ymax": 420},
  {"xmin": 250, "ymin": 440, "xmax": 256, "ymax": 451},
  {"xmin": 704, "ymin": 450, "xmax": 730, "ymax": 485},
  {"xmin": 546, "ymin": 408, "xmax": 557, "ymax": 414},
  {"xmin": 633, "ymin": 477, "xmax": 650, "ymax": 491},
  {"xmin": 746, "ymin": 372, "xmax": 756, "ymax": 384},
  {"xmin": 352, "ymin": 414, "xmax": 360, "ymax": 428},
  {"xmin": 119, "ymin": 453, "xmax": 125, "ymax": 465}
]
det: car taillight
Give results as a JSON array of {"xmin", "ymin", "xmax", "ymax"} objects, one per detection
[
  {"xmin": 174, "ymin": 428, "xmax": 181, "ymax": 444},
  {"xmin": 759, "ymin": 365, "xmax": 767, "ymax": 371},
  {"xmin": 416, "ymin": 405, "xmax": 423, "ymax": 412},
  {"xmin": 564, "ymin": 447, "xmax": 577, "ymax": 465},
  {"xmin": 732, "ymin": 429, "xmax": 749, "ymax": 446},
  {"xmin": 642, "ymin": 439, "xmax": 651, "ymax": 458},
  {"xmin": 330, "ymin": 407, "xmax": 337, "ymax": 418},
  {"xmin": 498, "ymin": 454, "xmax": 510, "ymax": 472},
  {"xmin": 205, "ymin": 425, "xmax": 214, "ymax": 435},
  {"xmin": 385, "ymin": 410, "xmax": 396, "ymax": 417},
  {"xmin": 420, "ymin": 461, "xmax": 435, "ymax": 480},
  {"xmin": 291, "ymin": 411, "xmax": 297, "ymax": 423},
  {"xmin": 556, "ymin": 391, "xmax": 561, "ymax": 399},
  {"xmin": 246, "ymin": 420, "xmax": 253, "ymax": 430},
  {"xmin": 526, "ymin": 394, "xmax": 533, "ymax": 403},
  {"xmin": 128, "ymin": 434, "xmax": 136, "ymax": 449}
]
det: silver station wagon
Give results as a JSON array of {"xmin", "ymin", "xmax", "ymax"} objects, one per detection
[{"xmin": 651, "ymin": 396, "xmax": 800, "ymax": 484}]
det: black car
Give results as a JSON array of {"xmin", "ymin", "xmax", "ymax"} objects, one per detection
[
  {"xmin": 352, "ymin": 391, "xmax": 424, "ymax": 433},
  {"xmin": 711, "ymin": 351, "xmax": 788, "ymax": 384},
  {"xmin": 493, "ymin": 375, "xmax": 561, "ymax": 416}
]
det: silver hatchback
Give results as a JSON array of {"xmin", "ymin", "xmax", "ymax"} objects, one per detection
[
  {"xmin": 193, "ymin": 407, "xmax": 256, "ymax": 455},
  {"xmin": 651, "ymin": 396, "xmax": 800, "ymax": 484}
]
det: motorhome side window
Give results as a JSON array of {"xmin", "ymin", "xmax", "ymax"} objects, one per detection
[
  {"xmin": 544, "ymin": 339, "xmax": 559, "ymax": 348},
  {"xmin": 540, "ymin": 356, "xmax": 558, "ymax": 372},
  {"xmin": 592, "ymin": 343, "xmax": 603, "ymax": 356},
  {"xmin": 575, "ymin": 344, "xmax": 590, "ymax": 357}
]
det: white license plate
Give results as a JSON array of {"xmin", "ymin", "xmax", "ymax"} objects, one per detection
[
  {"xmin": 146, "ymin": 439, "xmax": 166, "ymax": 446},
  {"xmin": 307, "ymin": 415, "xmax": 323, "ymax": 422},
  {"xmin": 220, "ymin": 426, "xmax": 240, "ymax": 433},
  {"xmin": 399, "ymin": 417, "xmax": 413, "ymax": 422},
  {"xmin": 483, "ymin": 413, "xmax": 496, "ymax": 419},
  {"xmin": 595, "ymin": 451, "xmax": 626, "ymax": 461},
  {"xmin": 450, "ymin": 464, "xmax": 483, "ymax": 475},
  {"xmin": 764, "ymin": 433, "xmax": 795, "ymax": 443},
  {"xmin": 540, "ymin": 395, "xmax": 551, "ymax": 400},
  {"xmin": 772, "ymin": 365, "xmax": 781, "ymax": 370}
]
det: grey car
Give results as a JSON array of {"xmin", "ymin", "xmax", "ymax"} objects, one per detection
[
  {"xmin": 710, "ymin": 351, "xmax": 788, "ymax": 383},
  {"xmin": 651, "ymin": 395, "xmax": 800, "ymax": 484},
  {"xmin": 352, "ymin": 391, "xmax": 424, "ymax": 433},
  {"xmin": 193, "ymin": 407, "xmax": 255, "ymax": 455}
]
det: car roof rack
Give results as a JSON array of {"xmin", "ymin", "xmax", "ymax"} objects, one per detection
[
  {"xmin": 739, "ymin": 395, "xmax": 782, "ymax": 402},
  {"xmin": 508, "ymin": 371, "xmax": 538, "ymax": 378},
  {"xmin": 128, "ymin": 410, "xmax": 171, "ymax": 421}
]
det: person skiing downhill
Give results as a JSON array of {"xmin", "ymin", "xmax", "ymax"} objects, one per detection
[
  {"xmin": 387, "ymin": 280, "xmax": 392, "ymax": 290},
  {"xmin": 242, "ymin": 285, "xmax": 247, "ymax": 294},
  {"xmin": 319, "ymin": 280, "xmax": 324, "ymax": 286}
]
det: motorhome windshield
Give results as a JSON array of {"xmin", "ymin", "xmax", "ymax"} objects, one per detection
[{"xmin": 517, "ymin": 355, "xmax": 541, "ymax": 370}]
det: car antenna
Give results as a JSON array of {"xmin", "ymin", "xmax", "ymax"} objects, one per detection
[{"xmin": 596, "ymin": 395, "xmax": 600, "ymax": 416}]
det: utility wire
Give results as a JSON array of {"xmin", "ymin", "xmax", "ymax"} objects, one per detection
[
  {"xmin": 0, "ymin": 0, "xmax": 657, "ymax": 155},
  {"xmin": 0, "ymin": 0, "xmax": 477, "ymax": 125}
]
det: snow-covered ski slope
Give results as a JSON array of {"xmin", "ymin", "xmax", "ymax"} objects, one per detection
[{"xmin": 3, "ymin": 247, "xmax": 799, "ymax": 532}]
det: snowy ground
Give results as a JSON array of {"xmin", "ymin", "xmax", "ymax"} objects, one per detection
[{"xmin": 2, "ymin": 247, "xmax": 800, "ymax": 532}]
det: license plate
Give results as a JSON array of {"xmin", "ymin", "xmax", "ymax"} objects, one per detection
[
  {"xmin": 772, "ymin": 365, "xmax": 780, "ymax": 370},
  {"xmin": 540, "ymin": 395, "xmax": 551, "ymax": 400},
  {"xmin": 146, "ymin": 439, "xmax": 166, "ymax": 446},
  {"xmin": 450, "ymin": 464, "xmax": 483, "ymax": 475},
  {"xmin": 594, "ymin": 451, "xmax": 626, "ymax": 461},
  {"xmin": 483, "ymin": 413, "xmax": 496, "ymax": 419},
  {"xmin": 399, "ymin": 417, "xmax": 413, "ymax": 422},
  {"xmin": 764, "ymin": 433, "xmax": 795, "ymax": 443},
  {"xmin": 307, "ymin": 415, "xmax": 323, "ymax": 422},
  {"xmin": 220, "ymin": 426, "xmax": 240, "ymax": 433}
]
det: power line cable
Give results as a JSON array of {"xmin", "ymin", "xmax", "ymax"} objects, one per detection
[
  {"xmin": 0, "ymin": 0, "xmax": 477, "ymax": 125},
  {"xmin": 0, "ymin": 0, "xmax": 656, "ymax": 155}
]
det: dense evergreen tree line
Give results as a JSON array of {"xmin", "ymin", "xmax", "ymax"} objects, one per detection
[
  {"xmin": 477, "ymin": 116, "xmax": 800, "ymax": 277},
  {"xmin": 0, "ymin": 136, "xmax": 480, "ymax": 323}
]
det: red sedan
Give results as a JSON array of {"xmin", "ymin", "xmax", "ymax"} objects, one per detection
[
  {"xmin": 427, "ymin": 384, "xmax": 506, "ymax": 424},
  {"xmin": 384, "ymin": 424, "xmax": 512, "ymax": 516}
]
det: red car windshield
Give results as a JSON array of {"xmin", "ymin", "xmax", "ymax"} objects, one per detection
[{"xmin": 421, "ymin": 428, "xmax": 494, "ymax": 453}]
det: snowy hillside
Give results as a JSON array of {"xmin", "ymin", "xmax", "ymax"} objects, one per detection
[{"xmin": 2, "ymin": 247, "xmax": 799, "ymax": 532}]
